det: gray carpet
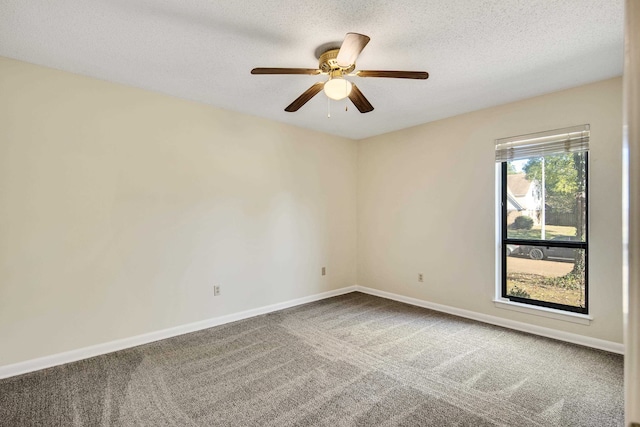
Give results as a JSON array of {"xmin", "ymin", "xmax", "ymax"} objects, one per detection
[{"xmin": 0, "ymin": 292, "xmax": 624, "ymax": 426}]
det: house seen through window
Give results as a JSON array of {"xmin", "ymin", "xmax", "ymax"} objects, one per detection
[{"xmin": 496, "ymin": 125, "xmax": 589, "ymax": 314}]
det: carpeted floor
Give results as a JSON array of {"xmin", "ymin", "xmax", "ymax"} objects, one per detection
[{"xmin": 0, "ymin": 292, "xmax": 624, "ymax": 426}]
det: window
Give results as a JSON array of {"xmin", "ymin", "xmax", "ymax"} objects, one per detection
[{"xmin": 496, "ymin": 125, "xmax": 589, "ymax": 314}]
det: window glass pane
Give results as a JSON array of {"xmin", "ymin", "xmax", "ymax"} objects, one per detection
[
  {"xmin": 505, "ymin": 152, "xmax": 587, "ymax": 242},
  {"xmin": 506, "ymin": 244, "xmax": 586, "ymax": 309}
]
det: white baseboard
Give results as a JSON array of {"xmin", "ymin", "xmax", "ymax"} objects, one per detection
[
  {"xmin": 355, "ymin": 285, "xmax": 625, "ymax": 355},
  {"xmin": 1, "ymin": 284, "xmax": 623, "ymax": 380},
  {"xmin": 0, "ymin": 286, "xmax": 357, "ymax": 380}
]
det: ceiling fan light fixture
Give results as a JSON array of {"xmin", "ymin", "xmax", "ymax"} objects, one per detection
[{"xmin": 324, "ymin": 77, "xmax": 352, "ymax": 101}]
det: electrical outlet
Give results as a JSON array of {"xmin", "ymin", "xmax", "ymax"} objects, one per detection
[
  {"xmin": 418, "ymin": 273, "xmax": 424, "ymax": 282},
  {"xmin": 322, "ymin": 267, "xmax": 326, "ymax": 276},
  {"xmin": 214, "ymin": 285, "xmax": 220, "ymax": 296}
]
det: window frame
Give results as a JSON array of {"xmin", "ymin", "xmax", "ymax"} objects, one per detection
[{"xmin": 500, "ymin": 154, "xmax": 589, "ymax": 314}]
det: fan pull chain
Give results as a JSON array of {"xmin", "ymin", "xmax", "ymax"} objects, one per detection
[
  {"xmin": 345, "ymin": 79, "xmax": 349, "ymax": 111},
  {"xmin": 327, "ymin": 97, "xmax": 331, "ymax": 118}
]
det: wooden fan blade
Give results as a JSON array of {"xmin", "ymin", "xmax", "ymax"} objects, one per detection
[
  {"xmin": 356, "ymin": 70, "xmax": 429, "ymax": 79},
  {"xmin": 251, "ymin": 68, "xmax": 321, "ymax": 75},
  {"xmin": 336, "ymin": 33, "xmax": 370, "ymax": 67},
  {"xmin": 348, "ymin": 84, "xmax": 374, "ymax": 113},
  {"xmin": 285, "ymin": 82, "xmax": 325, "ymax": 112}
]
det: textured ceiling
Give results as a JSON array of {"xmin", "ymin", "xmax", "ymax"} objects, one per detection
[{"xmin": 0, "ymin": 0, "xmax": 624, "ymax": 139}]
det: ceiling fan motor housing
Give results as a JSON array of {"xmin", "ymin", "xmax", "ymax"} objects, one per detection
[{"xmin": 319, "ymin": 49, "xmax": 355, "ymax": 74}]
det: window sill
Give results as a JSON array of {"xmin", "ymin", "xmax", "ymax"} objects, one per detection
[{"xmin": 493, "ymin": 299, "xmax": 592, "ymax": 325}]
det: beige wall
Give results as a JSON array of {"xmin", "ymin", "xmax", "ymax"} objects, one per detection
[
  {"xmin": 0, "ymin": 57, "xmax": 358, "ymax": 366},
  {"xmin": 357, "ymin": 78, "xmax": 623, "ymax": 343},
  {"xmin": 0, "ymin": 56, "xmax": 624, "ymax": 368}
]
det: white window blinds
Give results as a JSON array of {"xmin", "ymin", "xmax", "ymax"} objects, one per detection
[{"xmin": 495, "ymin": 124, "xmax": 590, "ymax": 162}]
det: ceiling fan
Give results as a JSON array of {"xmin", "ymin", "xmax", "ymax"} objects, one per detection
[{"xmin": 251, "ymin": 33, "xmax": 429, "ymax": 114}]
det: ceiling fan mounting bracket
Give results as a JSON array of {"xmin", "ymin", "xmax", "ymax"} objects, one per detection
[{"xmin": 318, "ymin": 48, "xmax": 355, "ymax": 75}]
